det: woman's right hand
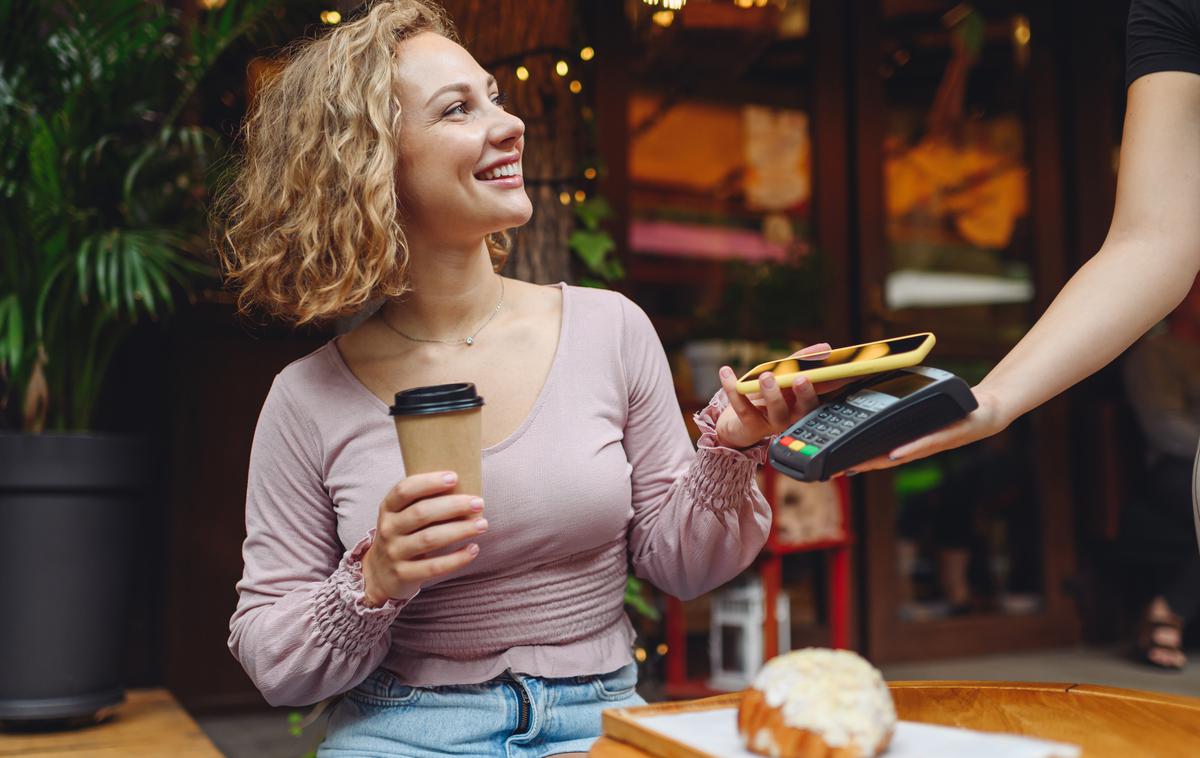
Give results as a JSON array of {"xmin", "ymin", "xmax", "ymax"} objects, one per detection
[{"xmin": 361, "ymin": 471, "xmax": 487, "ymax": 607}]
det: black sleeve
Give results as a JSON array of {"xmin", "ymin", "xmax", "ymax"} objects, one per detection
[{"xmin": 1126, "ymin": 0, "xmax": 1200, "ymax": 88}]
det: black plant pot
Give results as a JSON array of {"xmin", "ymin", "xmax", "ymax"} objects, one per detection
[{"xmin": 0, "ymin": 433, "xmax": 146, "ymax": 724}]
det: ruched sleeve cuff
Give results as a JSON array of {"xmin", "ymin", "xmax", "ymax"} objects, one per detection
[
  {"xmin": 684, "ymin": 446, "xmax": 762, "ymax": 514},
  {"xmin": 685, "ymin": 390, "xmax": 771, "ymax": 514},
  {"xmin": 310, "ymin": 530, "xmax": 415, "ymax": 654},
  {"xmin": 692, "ymin": 389, "xmax": 771, "ymax": 466}
]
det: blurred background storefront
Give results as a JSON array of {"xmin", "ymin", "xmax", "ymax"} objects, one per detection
[{"xmin": 27, "ymin": 0, "xmax": 1182, "ymax": 711}]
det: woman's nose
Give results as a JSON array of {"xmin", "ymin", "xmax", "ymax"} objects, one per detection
[{"xmin": 490, "ymin": 108, "xmax": 524, "ymax": 147}]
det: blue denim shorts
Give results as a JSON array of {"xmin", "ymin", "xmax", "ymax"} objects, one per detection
[{"xmin": 316, "ymin": 661, "xmax": 646, "ymax": 757}]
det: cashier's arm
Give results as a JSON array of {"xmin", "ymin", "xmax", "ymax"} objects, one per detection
[{"xmin": 853, "ymin": 71, "xmax": 1200, "ymax": 474}]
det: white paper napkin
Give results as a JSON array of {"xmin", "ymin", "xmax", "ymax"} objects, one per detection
[{"xmin": 637, "ymin": 708, "xmax": 1082, "ymax": 758}]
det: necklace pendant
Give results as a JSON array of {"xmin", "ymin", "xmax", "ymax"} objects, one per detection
[{"xmin": 465, "ymin": 337, "xmax": 474, "ymax": 346}]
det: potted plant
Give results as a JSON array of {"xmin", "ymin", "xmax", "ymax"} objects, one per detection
[{"xmin": 0, "ymin": 0, "xmax": 280, "ymax": 724}]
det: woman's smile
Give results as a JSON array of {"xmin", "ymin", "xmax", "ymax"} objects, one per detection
[{"xmin": 473, "ymin": 154, "xmax": 524, "ymax": 188}]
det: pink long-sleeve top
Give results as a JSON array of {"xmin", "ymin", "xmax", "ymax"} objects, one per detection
[{"xmin": 228, "ymin": 283, "xmax": 771, "ymax": 707}]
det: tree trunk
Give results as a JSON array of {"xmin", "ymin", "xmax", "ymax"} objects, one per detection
[{"xmin": 441, "ymin": 0, "xmax": 578, "ymax": 284}]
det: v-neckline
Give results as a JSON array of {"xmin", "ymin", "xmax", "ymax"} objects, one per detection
[{"xmin": 327, "ymin": 282, "xmax": 570, "ymax": 456}]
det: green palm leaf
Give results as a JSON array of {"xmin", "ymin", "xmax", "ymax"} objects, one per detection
[
  {"xmin": 2, "ymin": 0, "xmax": 287, "ymax": 429},
  {"xmin": 0, "ymin": 294, "xmax": 22, "ymax": 373}
]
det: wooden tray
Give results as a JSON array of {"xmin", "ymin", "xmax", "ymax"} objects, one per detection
[
  {"xmin": 601, "ymin": 693, "xmax": 742, "ymax": 758},
  {"xmin": 594, "ymin": 683, "xmax": 1200, "ymax": 758}
]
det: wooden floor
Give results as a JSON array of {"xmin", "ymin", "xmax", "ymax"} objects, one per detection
[{"xmin": 878, "ymin": 645, "xmax": 1200, "ymax": 699}]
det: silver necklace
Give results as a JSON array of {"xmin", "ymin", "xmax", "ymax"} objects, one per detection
[{"xmin": 382, "ymin": 277, "xmax": 504, "ymax": 347}]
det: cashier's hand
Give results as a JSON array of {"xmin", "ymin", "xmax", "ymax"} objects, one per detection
[
  {"xmin": 714, "ymin": 343, "xmax": 841, "ymax": 450},
  {"xmin": 837, "ymin": 385, "xmax": 1008, "ymax": 476}
]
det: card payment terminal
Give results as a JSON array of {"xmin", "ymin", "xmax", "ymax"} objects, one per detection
[{"xmin": 769, "ymin": 366, "xmax": 977, "ymax": 482}]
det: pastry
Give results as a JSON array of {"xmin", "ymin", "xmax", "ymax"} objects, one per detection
[{"xmin": 738, "ymin": 648, "xmax": 896, "ymax": 758}]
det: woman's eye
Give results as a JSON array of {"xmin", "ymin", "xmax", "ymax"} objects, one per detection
[{"xmin": 444, "ymin": 91, "xmax": 506, "ymax": 118}]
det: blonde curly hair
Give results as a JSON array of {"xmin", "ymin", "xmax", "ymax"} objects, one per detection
[{"xmin": 214, "ymin": 0, "xmax": 511, "ymax": 325}]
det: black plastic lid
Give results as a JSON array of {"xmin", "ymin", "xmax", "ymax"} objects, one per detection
[{"xmin": 389, "ymin": 383, "xmax": 484, "ymax": 416}]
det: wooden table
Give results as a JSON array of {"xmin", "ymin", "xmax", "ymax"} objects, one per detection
[
  {"xmin": 591, "ymin": 681, "xmax": 1200, "ymax": 758},
  {"xmin": 0, "ymin": 689, "xmax": 222, "ymax": 757}
]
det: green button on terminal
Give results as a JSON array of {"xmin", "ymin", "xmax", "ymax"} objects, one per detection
[{"xmin": 800, "ymin": 444, "xmax": 820, "ymax": 456}]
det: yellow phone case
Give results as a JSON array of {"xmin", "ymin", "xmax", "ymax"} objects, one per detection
[{"xmin": 735, "ymin": 332, "xmax": 936, "ymax": 395}]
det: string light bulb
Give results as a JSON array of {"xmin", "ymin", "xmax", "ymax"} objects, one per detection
[
  {"xmin": 319, "ymin": 10, "xmax": 341, "ymax": 24},
  {"xmin": 555, "ymin": 60, "xmax": 569, "ymax": 77},
  {"xmin": 584, "ymin": 167, "xmax": 597, "ymax": 180},
  {"xmin": 569, "ymin": 80, "xmax": 582, "ymax": 94},
  {"xmin": 652, "ymin": 10, "xmax": 675, "ymax": 27},
  {"xmin": 643, "ymin": 0, "xmax": 686, "ymax": 9},
  {"xmin": 199, "ymin": 0, "xmax": 227, "ymax": 9},
  {"xmin": 559, "ymin": 191, "xmax": 571, "ymax": 205},
  {"xmin": 515, "ymin": 65, "xmax": 530, "ymax": 81},
  {"xmin": 580, "ymin": 47, "xmax": 595, "ymax": 61},
  {"xmin": 574, "ymin": 190, "xmax": 586, "ymax": 202},
  {"xmin": 1013, "ymin": 15, "xmax": 1031, "ymax": 46}
]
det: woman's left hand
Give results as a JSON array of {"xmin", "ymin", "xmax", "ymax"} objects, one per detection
[{"xmin": 714, "ymin": 343, "xmax": 838, "ymax": 450}]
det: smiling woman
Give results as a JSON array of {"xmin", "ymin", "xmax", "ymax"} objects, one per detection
[
  {"xmin": 214, "ymin": 1, "xmax": 515, "ymax": 327},
  {"xmin": 212, "ymin": 2, "xmax": 831, "ymax": 756}
]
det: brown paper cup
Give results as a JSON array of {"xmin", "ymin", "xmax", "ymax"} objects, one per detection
[{"xmin": 389, "ymin": 383, "xmax": 484, "ymax": 497}]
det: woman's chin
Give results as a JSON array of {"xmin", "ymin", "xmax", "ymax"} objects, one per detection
[{"xmin": 497, "ymin": 205, "xmax": 534, "ymax": 231}]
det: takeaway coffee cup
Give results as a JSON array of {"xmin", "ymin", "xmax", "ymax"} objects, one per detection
[{"xmin": 389, "ymin": 383, "xmax": 484, "ymax": 496}]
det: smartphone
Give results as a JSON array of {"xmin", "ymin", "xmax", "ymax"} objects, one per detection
[{"xmin": 735, "ymin": 333, "xmax": 936, "ymax": 395}]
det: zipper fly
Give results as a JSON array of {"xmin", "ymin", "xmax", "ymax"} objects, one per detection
[{"xmin": 515, "ymin": 680, "xmax": 531, "ymax": 734}]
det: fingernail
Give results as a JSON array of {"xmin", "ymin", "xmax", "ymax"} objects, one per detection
[
  {"xmin": 443, "ymin": 472, "xmax": 458, "ymax": 485},
  {"xmin": 888, "ymin": 453, "xmax": 902, "ymax": 461},
  {"xmin": 474, "ymin": 518, "xmax": 488, "ymax": 532},
  {"xmin": 470, "ymin": 498, "xmax": 484, "ymax": 511},
  {"xmin": 762, "ymin": 372, "xmax": 775, "ymax": 388},
  {"xmin": 468, "ymin": 543, "xmax": 480, "ymax": 555},
  {"xmin": 846, "ymin": 470, "xmax": 859, "ymax": 477},
  {"xmin": 720, "ymin": 366, "xmax": 733, "ymax": 379}
]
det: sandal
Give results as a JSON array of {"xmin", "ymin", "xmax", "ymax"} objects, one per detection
[{"xmin": 1135, "ymin": 608, "xmax": 1187, "ymax": 671}]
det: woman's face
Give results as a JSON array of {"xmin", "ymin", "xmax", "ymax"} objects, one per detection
[{"xmin": 393, "ymin": 33, "xmax": 531, "ymax": 248}]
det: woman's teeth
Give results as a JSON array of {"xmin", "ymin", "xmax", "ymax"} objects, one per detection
[{"xmin": 478, "ymin": 163, "xmax": 520, "ymax": 180}]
